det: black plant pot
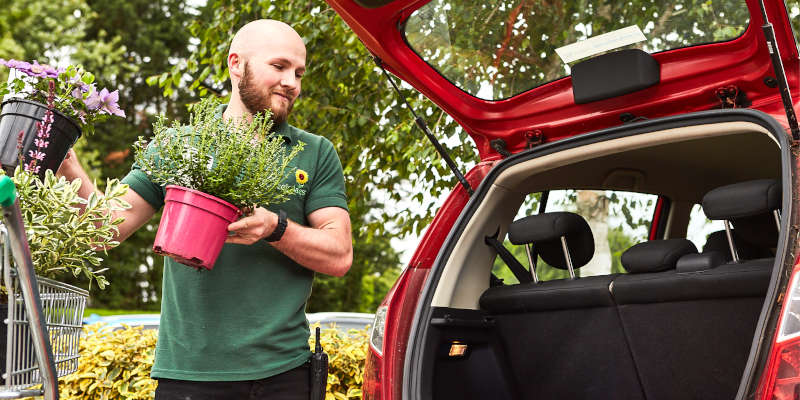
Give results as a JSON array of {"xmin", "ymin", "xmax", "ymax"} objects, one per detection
[{"xmin": 0, "ymin": 99, "xmax": 82, "ymax": 179}]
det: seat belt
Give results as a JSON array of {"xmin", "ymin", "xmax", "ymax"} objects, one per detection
[{"xmin": 485, "ymin": 229, "xmax": 533, "ymax": 284}]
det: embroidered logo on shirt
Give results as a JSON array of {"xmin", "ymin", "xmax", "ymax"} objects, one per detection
[{"xmin": 296, "ymin": 169, "xmax": 308, "ymax": 184}]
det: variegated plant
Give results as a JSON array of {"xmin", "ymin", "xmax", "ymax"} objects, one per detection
[{"xmin": 12, "ymin": 166, "xmax": 130, "ymax": 289}]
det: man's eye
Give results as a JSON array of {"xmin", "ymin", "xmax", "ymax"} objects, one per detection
[
  {"xmin": 296, "ymin": 74, "xmax": 304, "ymax": 79},
  {"xmin": 272, "ymin": 64, "xmax": 284, "ymax": 70}
]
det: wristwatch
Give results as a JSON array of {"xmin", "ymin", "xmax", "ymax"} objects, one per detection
[{"xmin": 265, "ymin": 210, "xmax": 288, "ymax": 242}]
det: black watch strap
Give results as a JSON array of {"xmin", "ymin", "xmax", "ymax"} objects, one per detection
[{"xmin": 265, "ymin": 210, "xmax": 288, "ymax": 242}]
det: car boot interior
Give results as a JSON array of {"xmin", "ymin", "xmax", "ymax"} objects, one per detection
[{"xmin": 413, "ymin": 116, "xmax": 787, "ymax": 400}]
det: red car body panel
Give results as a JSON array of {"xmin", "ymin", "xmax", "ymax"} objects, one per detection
[
  {"xmin": 323, "ymin": 1, "xmax": 800, "ymax": 400},
  {"xmin": 326, "ymin": 0, "xmax": 799, "ymax": 161},
  {"xmin": 407, "ymin": 161, "xmax": 494, "ymax": 269}
]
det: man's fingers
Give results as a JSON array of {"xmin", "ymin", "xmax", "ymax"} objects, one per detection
[
  {"xmin": 228, "ymin": 219, "xmax": 250, "ymax": 231},
  {"xmin": 225, "ymin": 235, "xmax": 255, "ymax": 245}
]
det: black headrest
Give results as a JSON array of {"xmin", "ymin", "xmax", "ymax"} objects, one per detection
[
  {"xmin": 676, "ymin": 251, "xmax": 725, "ymax": 272},
  {"xmin": 621, "ymin": 239, "xmax": 698, "ymax": 273},
  {"xmin": 702, "ymin": 179, "xmax": 781, "ymax": 220},
  {"xmin": 704, "ymin": 227, "xmax": 776, "ymax": 259},
  {"xmin": 508, "ymin": 212, "xmax": 594, "ymax": 270}
]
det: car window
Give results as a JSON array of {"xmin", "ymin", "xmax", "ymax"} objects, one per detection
[
  {"xmin": 492, "ymin": 190, "xmax": 657, "ymax": 283},
  {"xmin": 784, "ymin": 1, "xmax": 800, "ymax": 47},
  {"xmin": 404, "ymin": 0, "xmax": 751, "ymax": 100},
  {"xmin": 686, "ymin": 203, "xmax": 726, "ymax": 250}
]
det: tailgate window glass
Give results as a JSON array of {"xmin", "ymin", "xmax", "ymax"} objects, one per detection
[
  {"xmin": 492, "ymin": 190, "xmax": 657, "ymax": 284},
  {"xmin": 404, "ymin": 0, "xmax": 750, "ymax": 100},
  {"xmin": 785, "ymin": 1, "xmax": 800, "ymax": 46}
]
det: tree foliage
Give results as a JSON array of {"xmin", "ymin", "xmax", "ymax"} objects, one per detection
[{"xmin": 406, "ymin": 0, "xmax": 750, "ymax": 99}]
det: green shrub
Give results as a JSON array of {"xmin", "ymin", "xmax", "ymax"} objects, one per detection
[
  {"xmin": 59, "ymin": 324, "xmax": 157, "ymax": 399},
  {"xmin": 132, "ymin": 96, "xmax": 305, "ymax": 210},
  {"xmin": 57, "ymin": 322, "xmax": 370, "ymax": 399},
  {"xmin": 309, "ymin": 323, "xmax": 369, "ymax": 400}
]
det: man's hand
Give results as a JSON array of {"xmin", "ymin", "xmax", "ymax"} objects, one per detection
[
  {"xmin": 226, "ymin": 206, "xmax": 353, "ymax": 276},
  {"xmin": 56, "ymin": 149, "xmax": 83, "ymax": 180},
  {"xmin": 226, "ymin": 207, "xmax": 278, "ymax": 244}
]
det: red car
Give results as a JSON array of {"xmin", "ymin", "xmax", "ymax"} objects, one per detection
[{"xmin": 326, "ymin": 1, "xmax": 800, "ymax": 399}]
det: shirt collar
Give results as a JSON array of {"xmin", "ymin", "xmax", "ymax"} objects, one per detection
[{"xmin": 216, "ymin": 104, "xmax": 294, "ymax": 144}]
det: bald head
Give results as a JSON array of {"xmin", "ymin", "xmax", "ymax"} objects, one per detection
[
  {"xmin": 225, "ymin": 19, "xmax": 307, "ymax": 123},
  {"xmin": 229, "ymin": 19, "xmax": 305, "ymax": 60}
]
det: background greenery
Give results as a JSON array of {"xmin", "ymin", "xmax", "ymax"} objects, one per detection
[
  {"xmin": 4, "ymin": 0, "xmax": 800, "ymax": 313},
  {"xmin": 0, "ymin": 0, "xmax": 451, "ymax": 313}
]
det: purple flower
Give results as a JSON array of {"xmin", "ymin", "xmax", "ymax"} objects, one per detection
[
  {"xmin": 28, "ymin": 150, "xmax": 45, "ymax": 161},
  {"xmin": 24, "ymin": 164, "xmax": 41, "ymax": 174},
  {"xmin": 2, "ymin": 59, "xmax": 125, "ymax": 129},
  {"xmin": 84, "ymin": 89, "xmax": 103, "ymax": 111},
  {"xmin": 2, "ymin": 59, "xmax": 31, "ymax": 72},
  {"xmin": 31, "ymin": 61, "xmax": 61, "ymax": 78},
  {"xmin": 94, "ymin": 88, "xmax": 125, "ymax": 117},
  {"xmin": 2, "ymin": 59, "xmax": 61, "ymax": 79},
  {"xmin": 34, "ymin": 139, "xmax": 49, "ymax": 148}
]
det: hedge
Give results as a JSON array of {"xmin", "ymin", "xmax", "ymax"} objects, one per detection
[{"xmin": 54, "ymin": 322, "xmax": 369, "ymax": 399}]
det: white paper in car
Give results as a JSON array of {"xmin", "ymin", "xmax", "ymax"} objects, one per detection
[{"xmin": 555, "ymin": 25, "xmax": 647, "ymax": 64}]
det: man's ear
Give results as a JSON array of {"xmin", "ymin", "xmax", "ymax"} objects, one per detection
[{"xmin": 228, "ymin": 53, "xmax": 244, "ymax": 80}]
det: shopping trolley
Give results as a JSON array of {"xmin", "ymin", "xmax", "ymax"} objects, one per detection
[{"xmin": 0, "ymin": 175, "xmax": 88, "ymax": 400}]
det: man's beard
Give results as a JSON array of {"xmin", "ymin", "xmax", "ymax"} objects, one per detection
[{"xmin": 238, "ymin": 62, "xmax": 293, "ymax": 127}]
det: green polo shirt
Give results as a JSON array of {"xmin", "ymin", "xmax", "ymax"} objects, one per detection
[{"xmin": 121, "ymin": 109, "xmax": 348, "ymax": 381}]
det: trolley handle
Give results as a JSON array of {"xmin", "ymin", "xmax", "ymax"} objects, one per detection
[{"xmin": 0, "ymin": 175, "xmax": 58, "ymax": 400}]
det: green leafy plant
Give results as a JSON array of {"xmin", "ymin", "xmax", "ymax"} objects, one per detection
[
  {"xmin": 11, "ymin": 166, "xmax": 130, "ymax": 289},
  {"xmin": 59, "ymin": 324, "xmax": 158, "ymax": 399},
  {"xmin": 132, "ymin": 96, "xmax": 305, "ymax": 210},
  {"xmin": 309, "ymin": 323, "xmax": 369, "ymax": 400},
  {"xmin": 59, "ymin": 323, "xmax": 369, "ymax": 400}
]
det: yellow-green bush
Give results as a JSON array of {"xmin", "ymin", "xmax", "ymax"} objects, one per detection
[
  {"xmin": 309, "ymin": 323, "xmax": 369, "ymax": 400},
  {"xmin": 59, "ymin": 324, "xmax": 158, "ymax": 399},
  {"xmin": 55, "ymin": 322, "xmax": 369, "ymax": 399}
]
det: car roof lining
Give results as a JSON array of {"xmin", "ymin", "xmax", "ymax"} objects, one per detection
[{"xmin": 432, "ymin": 121, "xmax": 779, "ymax": 309}]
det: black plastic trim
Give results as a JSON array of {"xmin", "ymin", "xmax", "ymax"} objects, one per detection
[
  {"xmin": 403, "ymin": 108, "xmax": 794, "ymax": 400},
  {"xmin": 353, "ymin": 0, "xmax": 397, "ymax": 8}
]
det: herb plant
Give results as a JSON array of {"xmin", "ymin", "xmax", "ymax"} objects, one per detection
[
  {"xmin": 133, "ymin": 96, "xmax": 305, "ymax": 210},
  {"xmin": 11, "ymin": 166, "xmax": 130, "ymax": 289}
]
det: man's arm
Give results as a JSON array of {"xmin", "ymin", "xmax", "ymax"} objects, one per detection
[
  {"xmin": 226, "ymin": 206, "xmax": 353, "ymax": 277},
  {"xmin": 57, "ymin": 149, "xmax": 157, "ymax": 243}
]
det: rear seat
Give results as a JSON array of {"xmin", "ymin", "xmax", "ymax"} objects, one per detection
[
  {"xmin": 478, "ymin": 179, "xmax": 779, "ymax": 400},
  {"xmin": 613, "ymin": 178, "xmax": 778, "ymax": 400},
  {"xmin": 480, "ymin": 212, "xmax": 645, "ymax": 400}
]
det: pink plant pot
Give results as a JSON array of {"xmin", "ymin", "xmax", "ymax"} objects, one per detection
[{"xmin": 153, "ymin": 185, "xmax": 241, "ymax": 270}]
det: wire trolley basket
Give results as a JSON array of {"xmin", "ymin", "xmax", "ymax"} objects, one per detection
[{"xmin": 0, "ymin": 225, "xmax": 88, "ymax": 397}]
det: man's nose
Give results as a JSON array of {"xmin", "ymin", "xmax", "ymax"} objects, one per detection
[{"xmin": 280, "ymin": 74, "xmax": 298, "ymax": 90}]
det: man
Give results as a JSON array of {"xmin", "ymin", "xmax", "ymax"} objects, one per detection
[{"xmin": 58, "ymin": 20, "xmax": 352, "ymax": 400}]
